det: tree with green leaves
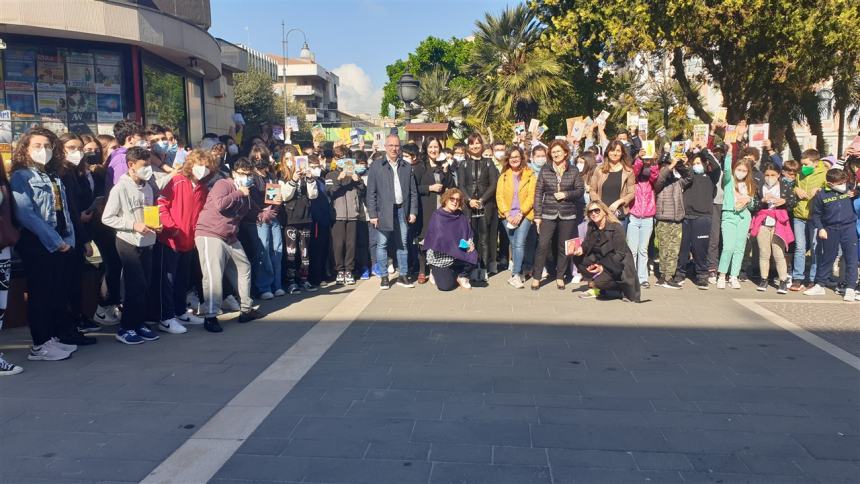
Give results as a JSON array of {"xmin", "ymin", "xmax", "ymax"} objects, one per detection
[
  {"xmin": 234, "ymin": 69, "xmax": 308, "ymax": 139},
  {"xmin": 380, "ymin": 36, "xmax": 474, "ymax": 116}
]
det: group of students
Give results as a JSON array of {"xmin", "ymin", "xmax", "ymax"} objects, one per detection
[{"xmin": 0, "ymin": 118, "xmax": 857, "ymax": 376}]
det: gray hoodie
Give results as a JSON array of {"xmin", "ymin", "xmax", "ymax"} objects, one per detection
[{"xmin": 102, "ymin": 174, "xmax": 157, "ymax": 247}]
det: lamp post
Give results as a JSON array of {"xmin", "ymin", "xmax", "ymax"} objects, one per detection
[
  {"xmin": 396, "ymin": 71, "xmax": 420, "ymax": 124},
  {"xmin": 281, "ymin": 23, "xmax": 309, "ymax": 136}
]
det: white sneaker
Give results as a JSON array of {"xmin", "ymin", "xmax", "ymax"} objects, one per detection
[
  {"xmin": 387, "ymin": 263, "xmax": 395, "ymax": 275},
  {"xmin": 260, "ymin": 291, "xmax": 274, "ymax": 300},
  {"xmin": 804, "ymin": 284, "xmax": 826, "ymax": 296},
  {"xmin": 730, "ymin": 276, "xmax": 741, "ymax": 290},
  {"xmin": 716, "ymin": 276, "xmax": 726, "ymax": 289},
  {"xmin": 274, "ymin": 289, "xmax": 286, "ymax": 297},
  {"xmin": 508, "ymin": 274, "xmax": 524, "ymax": 289},
  {"xmin": 429, "ymin": 273, "xmax": 436, "ymax": 285},
  {"xmin": 222, "ymin": 295, "xmax": 241, "ymax": 312},
  {"xmin": 542, "ymin": 268, "xmax": 549, "ymax": 280},
  {"xmin": 49, "ymin": 337, "xmax": 77, "ymax": 354},
  {"xmin": 177, "ymin": 312, "xmax": 205, "ymax": 325},
  {"xmin": 457, "ymin": 277, "xmax": 472, "ymax": 289},
  {"xmin": 0, "ymin": 353, "xmax": 23, "ymax": 375},
  {"xmin": 93, "ymin": 304, "xmax": 119, "ymax": 325},
  {"xmin": 707, "ymin": 275, "xmax": 717, "ymax": 285},
  {"xmin": 158, "ymin": 318, "xmax": 188, "ymax": 334},
  {"xmin": 28, "ymin": 342, "xmax": 71, "ymax": 361},
  {"xmin": 571, "ymin": 273, "xmax": 583, "ymax": 284},
  {"xmin": 843, "ymin": 288, "xmax": 856, "ymax": 302}
]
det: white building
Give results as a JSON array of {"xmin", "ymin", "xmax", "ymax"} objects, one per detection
[
  {"xmin": 237, "ymin": 44, "xmax": 278, "ymax": 81},
  {"xmin": 268, "ymin": 52, "xmax": 340, "ymax": 125}
]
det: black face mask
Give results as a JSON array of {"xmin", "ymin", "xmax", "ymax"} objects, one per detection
[
  {"xmin": 640, "ymin": 166, "xmax": 651, "ymax": 179},
  {"xmin": 82, "ymin": 152, "xmax": 99, "ymax": 166}
]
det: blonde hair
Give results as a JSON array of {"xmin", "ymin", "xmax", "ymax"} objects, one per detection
[
  {"xmin": 587, "ymin": 199, "xmax": 620, "ymax": 225},
  {"xmin": 180, "ymin": 149, "xmax": 218, "ymax": 180}
]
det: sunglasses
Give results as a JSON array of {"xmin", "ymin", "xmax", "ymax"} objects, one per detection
[
  {"xmin": 449, "ymin": 197, "xmax": 462, "ymax": 203},
  {"xmin": 587, "ymin": 208, "xmax": 602, "ymax": 215}
]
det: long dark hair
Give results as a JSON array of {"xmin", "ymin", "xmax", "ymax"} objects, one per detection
[
  {"xmin": 421, "ymin": 136, "xmax": 445, "ymax": 164},
  {"xmin": 602, "ymin": 140, "xmax": 632, "ymax": 173}
]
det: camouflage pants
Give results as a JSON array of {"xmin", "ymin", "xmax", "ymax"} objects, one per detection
[{"xmin": 655, "ymin": 221, "xmax": 683, "ymax": 279}]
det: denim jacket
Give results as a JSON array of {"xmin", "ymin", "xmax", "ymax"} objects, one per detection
[{"xmin": 11, "ymin": 167, "xmax": 76, "ymax": 252}]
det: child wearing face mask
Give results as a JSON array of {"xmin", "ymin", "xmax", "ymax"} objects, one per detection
[
  {"xmin": 155, "ymin": 149, "xmax": 215, "ymax": 334},
  {"xmin": 789, "ymin": 149, "xmax": 829, "ymax": 291},
  {"xmin": 749, "ymin": 162, "xmax": 797, "ymax": 294},
  {"xmin": 804, "ymin": 169, "xmax": 858, "ymax": 301},
  {"xmin": 102, "ymin": 147, "xmax": 161, "ymax": 344},
  {"xmin": 676, "ymin": 151, "xmax": 721, "ymax": 289},
  {"xmin": 353, "ymin": 151, "xmax": 374, "ymax": 279},
  {"xmin": 281, "ymin": 155, "xmax": 320, "ymax": 293},
  {"xmin": 716, "ymin": 148, "xmax": 758, "ymax": 289},
  {"xmin": 627, "ymin": 150, "xmax": 660, "ymax": 288},
  {"xmin": 106, "ymin": 120, "xmax": 147, "ymax": 193}
]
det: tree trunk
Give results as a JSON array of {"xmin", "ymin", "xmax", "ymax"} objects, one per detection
[
  {"xmin": 799, "ymin": 94, "xmax": 826, "ymax": 154},
  {"xmin": 837, "ymin": 105, "xmax": 846, "ymax": 157},
  {"xmin": 671, "ymin": 47, "xmax": 712, "ymax": 124},
  {"xmin": 785, "ymin": 124, "xmax": 801, "ymax": 161}
]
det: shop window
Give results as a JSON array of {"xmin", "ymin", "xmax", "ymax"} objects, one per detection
[{"xmin": 143, "ymin": 62, "xmax": 187, "ymax": 143}]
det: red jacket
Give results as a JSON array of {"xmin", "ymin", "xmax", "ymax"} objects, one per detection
[{"xmin": 157, "ymin": 174, "xmax": 208, "ymax": 252}]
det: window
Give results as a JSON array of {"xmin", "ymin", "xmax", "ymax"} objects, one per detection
[{"xmin": 143, "ymin": 61, "xmax": 187, "ymax": 143}]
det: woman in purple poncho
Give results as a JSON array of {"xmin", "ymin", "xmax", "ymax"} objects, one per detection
[{"xmin": 423, "ymin": 188, "xmax": 478, "ymax": 291}]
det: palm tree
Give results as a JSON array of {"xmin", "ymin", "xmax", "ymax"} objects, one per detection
[
  {"xmin": 466, "ymin": 4, "xmax": 567, "ymax": 128},
  {"xmin": 417, "ymin": 67, "xmax": 457, "ymax": 123}
]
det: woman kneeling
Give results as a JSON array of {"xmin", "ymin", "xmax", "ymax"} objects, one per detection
[{"xmin": 423, "ymin": 188, "xmax": 477, "ymax": 291}]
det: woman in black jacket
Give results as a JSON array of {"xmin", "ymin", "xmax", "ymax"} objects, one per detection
[
  {"xmin": 413, "ymin": 137, "xmax": 452, "ymax": 283},
  {"xmin": 532, "ymin": 140, "xmax": 585, "ymax": 290},
  {"xmin": 572, "ymin": 200, "xmax": 641, "ymax": 302}
]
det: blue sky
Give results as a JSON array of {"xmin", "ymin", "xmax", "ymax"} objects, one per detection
[{"xmin": 210, "ymin": 0, "xmax": 513, "ymax": 114}]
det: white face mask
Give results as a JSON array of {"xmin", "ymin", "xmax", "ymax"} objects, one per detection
[
  {"xmin": 227, "ymin": 144, "xmax": 239, "ymax": 156},
  {"xmin": 576, "ymin": 162, "xmax": 585, "ymax": 172},
  {"xmin": 136, "ymin": 140, "xmax": 150, "ymax": 149},
  {"xmin": 533, "ymin": 157, "xmax": 547, "ymax": 167},
  {"xmin": 66, "ymin": 150, "xmax": 83, "ymax": 165},
  {"xmin": 734, "ymin": 170, "xmax": 747, "ymax": 181},
  {"xmin": 436, "ymin": 154, "xmax": 447, "ymax": 162},
  {"xmin": 831, "ymin": 183, "xmax": 847, "ymax": 193},
  {"xmin": 453, "ymin": 155, "xmax": 465, "ymax": 162},
  {"xmin": 135, "ymin": 165, "xmax": 153, "ymax": 181},
  {"xmin": 310, "ymin": 167, "xmax": 322, "ymax": 178},
  {"xmin": 192, "ymin": 165, "xmax": 210, "ymax": 180},
  {"xmin": 764, "ymin": 176, "xmax": 778, "ymax": 187},
  {"xmin": 494, "ymin": 150, "xmax": 506, "ymax": 161},
  {"xmin": 31, "ymin": 147, "xmax": 52, "ymax": 165}
]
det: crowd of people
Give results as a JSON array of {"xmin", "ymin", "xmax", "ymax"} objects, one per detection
[{"xmin": 0, "ymin": 117, "xmax": 857, "ymax": 376}]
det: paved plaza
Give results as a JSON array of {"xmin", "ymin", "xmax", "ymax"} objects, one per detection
[{"xmin": 0, "ymin": 277, "xmax": 858, "ymax": 483}]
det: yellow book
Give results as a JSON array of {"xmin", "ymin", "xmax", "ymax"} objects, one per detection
[{"xmin": 144, "ymin": 206, "xmax": 161, "ymax": 229}]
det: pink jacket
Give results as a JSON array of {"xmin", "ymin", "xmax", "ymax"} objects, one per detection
[
  {"xmin": 629, "ymin": 158, "xmax": 658, "ymax": 218},
  {"xmin": 750, "ymin": 208, "xmax": 794, "ymax": 247}
]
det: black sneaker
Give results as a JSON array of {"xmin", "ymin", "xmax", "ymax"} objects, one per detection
[
  {"xmin": 756, "ymin": 280, "xmax": 768, "ymax": 292},
  {"xmin": 204, "ymin": 317, "xmax": 223, "ymax": 333},
  {"xmin": 696, "ymin": 279, "xmax": 709, "ymax": 290},
  {"xmin": 59, "ymin": 331, "xmax": 98, "ymax": 346},
  {"xmin": 396, "ymin": 275, "xmax": 415, "ymax": 288},
  {"xmin": 336, "ymin": 271, "xmax": 345, "ymax": 285},
  {"xmin": 76, "ymin": 318, "xmax": 102, "ymax": 334},
  {"xmin": 655, "ymin": 277, "xmax": 666, "ymax": 287},
  {"xmin": 661, "ymin": 280, "xmax": 682, "ymax": 289},
  {"xmin": 777, "ymin": 279, "xmax": 789, "ymax": 294},
  {"xmin": 738, "ymin": 272, "xmax": 749, "ymax": 282},
  {"xmin": 238, "ymin": 308, "xmax": 263, "ymax": 323},
  {"xmin": 380, "ymin": 276, "xmax": 390, "ymax": 290}
]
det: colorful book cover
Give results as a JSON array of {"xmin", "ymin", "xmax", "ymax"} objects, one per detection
[
  {"xmin": 565, "ymin": 117, "xmax": 580, "ymax": 136},
  {"xmin": 713, "ymin": 107, "xmax": 728, "ymax": 125},
  {"xmin": 637, "ymin": 117, "xmax": 649, "ymax": 138},
  {"xmin": 748, "ymin": 123, "xmax": 769, "ymax": 148},
  {"xmin": 342, "ymin": 158, "xmax": 355, "ymax": 176},
  {"xmin": 692, "ymin": 124, "xmax": 709, "ymax": 146},
  {"xmin": 264, "ymin": 183, "xmax": 281, "ymax": 205},
  {"xmin": 626, "ymin": 112, "xmax": 639, "ymax": 132},
  {"xmin": 723, "ymin": 125, "xmax": 738, "ymax": 144},
  {"xmin": 595, "ymin": 110, "xmax": 610, "ymax": 125},
  {"xmin": 642, "ymin": 140, "xmax": 656, "ymax": 159},
  {"xmin": 513, "ymin": 121, "xmax": 526, "ymax": 135},
  {"xmin": 670, "ymin": 141, "xmax": 686, "ymax": 160},
  {"xmin": 564, "ymin": 238, "xmax": 582, "ymax": 256},
  {"xmin": 294, "ymin": 156, "xmax": 308, "ymax": 173},
  {"xmin": 527, "ymin": 119, "xmax": 540, "ymax": 135}
]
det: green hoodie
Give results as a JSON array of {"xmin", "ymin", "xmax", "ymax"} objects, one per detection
[{"xmin": 792, "ymin": 161, "xmax": 828, "ymax": 220}]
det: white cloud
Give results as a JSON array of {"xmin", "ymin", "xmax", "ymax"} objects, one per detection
[{"xmin": 332, "ymin": 63, "xmax": 384, "ymax": 116}]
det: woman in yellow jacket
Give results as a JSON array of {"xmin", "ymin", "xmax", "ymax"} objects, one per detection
[{"xmin": 496, "ymin": 146, "xmax": 537, "ymax": 288}]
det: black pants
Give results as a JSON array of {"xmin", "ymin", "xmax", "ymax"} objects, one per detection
[
  {"xmin": 470, "ymin": 214, "xmax": 492, "ymax": 269},
  {"xmin": 497, "ymin": 219, "xmax": 510, "ymax": 267},
  {"xmin": 116, "ymin": 238, "xmax": 153, "ymax": 331},
  {"xmin": 68, "ymin": 243, "xmax": 86, "ymax": 319},
  {"xmin": 331, "ymin": 220, "xmax": 357, "ymax": 273},
  {"xmin": 431, "ymin": 260, "xmax": 475, "ymax": 291},
  {"xmin": 309, "ymin": 222, "xmax": 332, "ymax": 285},
  {"xmin": 534, "ymin": 218, "xmax": 577, "ymax": 281},
  {"xmin": 89, "ymin": 220, "xmax": 121, "ymax": 306},
  {"xmin": 676, "ymin": 216, "xmax": 711, "ymax": 281},
  {"xmin": 355, "ymin": 220, "xmax": 371, "ymax": 273},
  {"xmin": 285, "ymin": 223, "xmax": 312, "ymax": 285},
  {"xmin": 160, "ymin": 244, "xmax": 192, "ymax": 321},
  {"xmin": 18, "ymin": 230, "xmax": 75, "ymax": 346}
]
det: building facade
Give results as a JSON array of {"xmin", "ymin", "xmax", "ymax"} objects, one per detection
[
  {"xmin": 0, "ymin": 0, "xmax": 246, "ymax": 155},
  {"xmin": 238, "ymin": 44, "xmax": 278, "ymax": 81},
  {"xmin": 269, "ymin": 54, "xmax": 340, "ymax": 125}
]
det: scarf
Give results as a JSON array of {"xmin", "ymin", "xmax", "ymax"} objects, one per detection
[{"xmin": 422, "ymin": 208, "xmax": 478, "ymax": 265}]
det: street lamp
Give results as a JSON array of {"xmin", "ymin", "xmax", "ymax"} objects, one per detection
[
  {"xmin": 396, "ymin": 72, "xmax": 420, "ymax": 123},
  {"xmin": 281, "ymin": 23, "xmax": 310, "ymax": 135}
]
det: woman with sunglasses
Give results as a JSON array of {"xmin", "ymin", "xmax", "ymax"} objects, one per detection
[
  {"xmin": 423, "ymin": 188, "xmax": 478, "ymax": 291},
  {"xmin": 572, "ymin": 200, "xmax": 641, "ymax": 302},
  {"xmin": 532, "ymin": 140, "xmax": 585, "ymax": 290}
]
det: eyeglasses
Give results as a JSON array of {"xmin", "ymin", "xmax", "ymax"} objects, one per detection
[
  {"xmin": 449, "ymin": 197, "xmax": 462, "ymax": 204},
  {"xmin": 587, "ymin": 208, "xmax": 602, "ymax": 215}
]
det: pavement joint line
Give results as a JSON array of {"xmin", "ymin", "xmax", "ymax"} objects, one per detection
[
  {"xmin": 733, "ymin": 298, "xmax": 860, "ymax": 371},
  {"xmin": 140, "ymin": 281, "xmax": 379, "ymax": 484}
]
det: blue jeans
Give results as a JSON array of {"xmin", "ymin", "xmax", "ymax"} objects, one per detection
[
  {"xmin": 504, "ymin": 218, "xmax": 532, "ymax": 275},
  {"xmin": 376, "ymin": 206, "xmax": 408, "ymax": 276},
  {"xmin": 255, "ymin": 221, "xmax": 283, "ymax": 293},
  {"xmin": 626, "ymin": 215, "xmax": 654, "ymax": 283},
  {"xmin": 792, "ymin": 218, "xmax": 817, "ymax": 282}
]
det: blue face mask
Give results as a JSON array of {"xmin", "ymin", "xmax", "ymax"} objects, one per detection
[
  {"xmin": 167, "ymin": 143, "xmax": 178, "ymax": 154},
  {"xmin": 355, "ymin": 165, "xmax": 367, "ymax": 175},
  {"xmin": 153, "ymin": 140, "xmax": 168, "ymax": 154},
  {"xmin": 692, "ymin": 164, "xmax": 705, "ymax": 175},
  {"xmin": 336, "ymin": 159, "xmax": 346, "ymax": 169}
]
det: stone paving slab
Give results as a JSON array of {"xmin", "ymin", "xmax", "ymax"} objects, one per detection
[
  {"xmin": 212, "ymin": 275, "xmax": 860, "ymax": 483},
  {"xmin": 0, "ymin": 287, "xmax": 351, "ymax": 483},
  {"xmin": 757, "ymin": 301, "xmax": 860, "ymax": 357}
]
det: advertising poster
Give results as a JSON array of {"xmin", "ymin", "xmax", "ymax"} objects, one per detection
[
  {"xmin": 4, "ymin": 48, "xmax": 37, "ymax": 87},
  {"xmin": 38, "ymin": 91, "xmax": 67, "ymax": 119},
  {"xmin": 0, "ymin": 111, "xmax": 12, "ymax": 153},
  {"xmin": 6, "ymin": 91, "xmax": 37, "ymax": 117},
  {"xmin": 68, "ymin": 113, "xmax": 96, "ymax": 135},
  {"xmin": 96, "ymin": 93, "xmax": 123, "ymax": 122},
  {"xmin": 42, "ymin": 121, "xmax": 69, "ymax": 136},
  {"xmin": 94, "ymin": 53, "xmax": 121, "ymax": 66},
  {"xmin": 0, "ymin": 92, "xmax": 5, "ymax": 111},
  {"xmin": 36, "ymin": 54, "xmax": 66, "ymax": 91},
  {"xmin": 66, "ymin": 88, "xmax": 96, "ymax": 117},
  {"xmin": 95, "ymin": 64, "xmax": 122, "ymax": 94},
  {"xmin": 65, "ymin": 51, "xmax": 94, "ymax": 65},
  {"xmin": 12, "ymin": 121, "xmax": 40, "ymax": 142},
  {"xmin": 67, "ymin": 62, "xmax": 95, "ymax": 89}
]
